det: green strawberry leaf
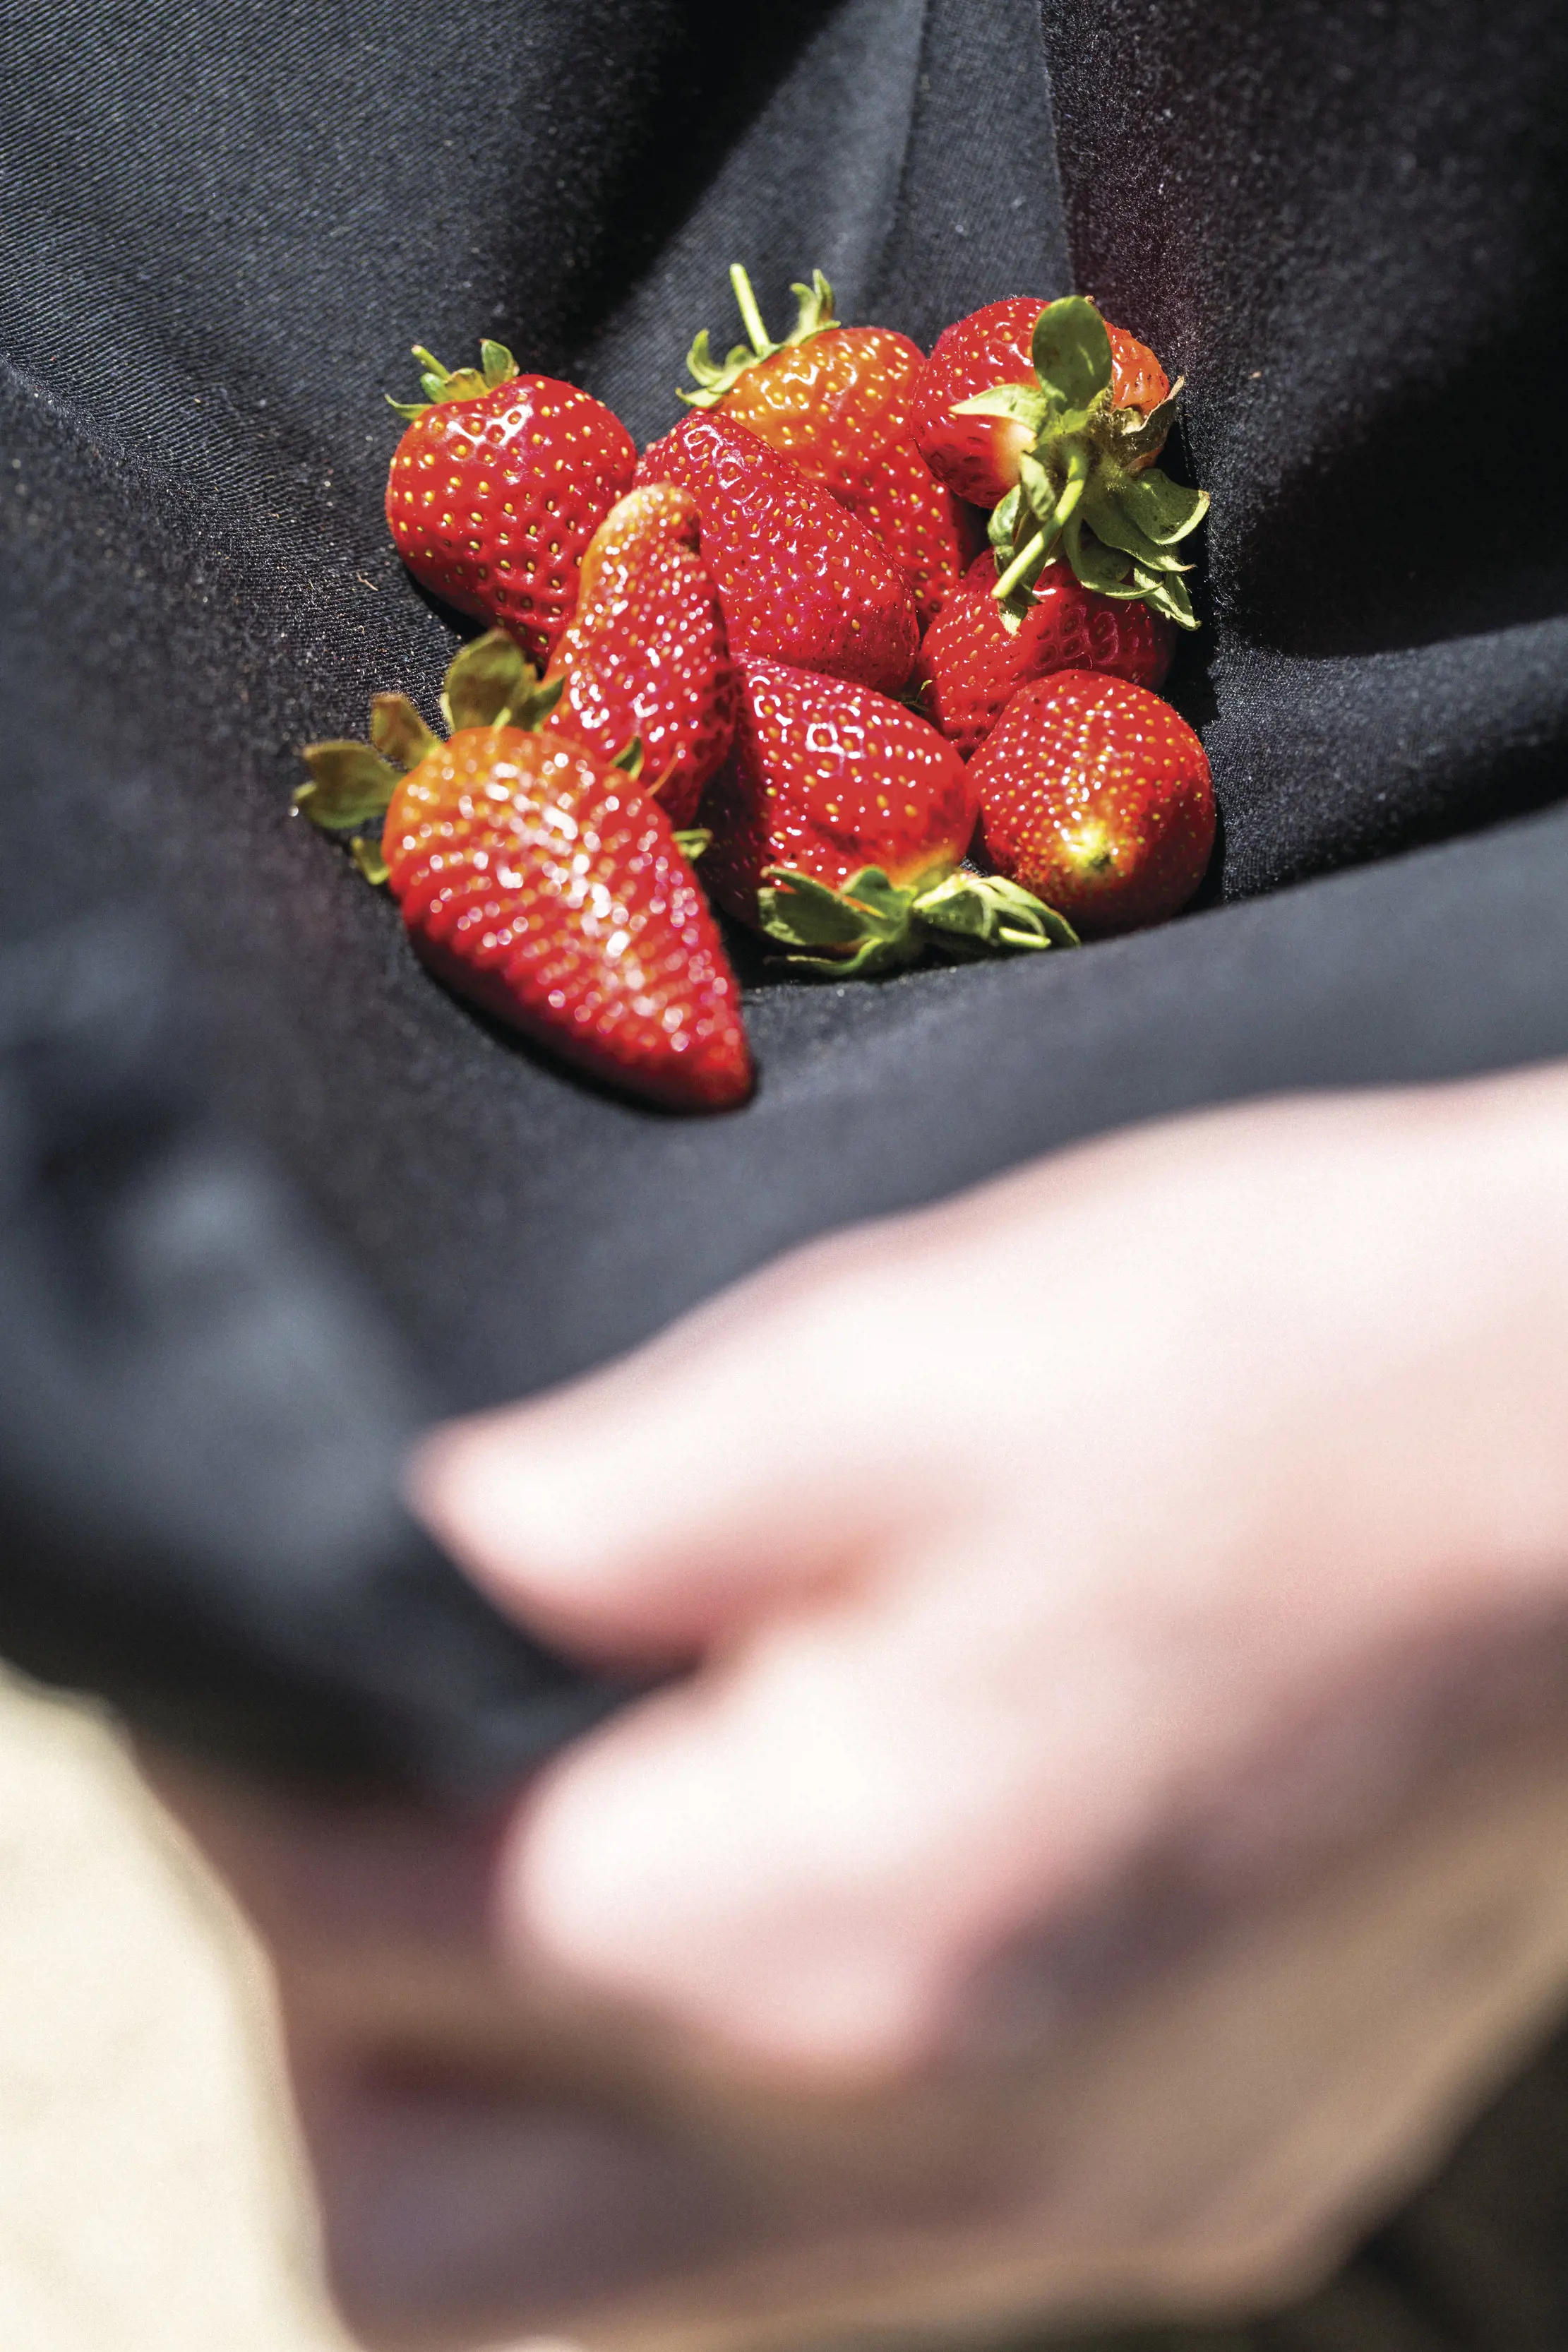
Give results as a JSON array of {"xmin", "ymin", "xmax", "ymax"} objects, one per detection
[
  {"xmin": 1114, "ymin": 383, "xmax": 1183, "ymax": 460},
  {"xmin": 369, "ymin": 692, "xmax": 437, "ymax": 772},
  {"xmin": 294, "ymin": 742, "xmax": 401, "ymax": 830},
  {"xmin": 906, "ymin": 874, "xmax": 994, "ymax": 942},
  {"xmin": 988, "ymin": 484, "xmax": 1024, "ymax": 559},
  {"xmin": 443, "ymin": 632, "xmax": 529, "ymax": 730},
  {"xmin": 683, "ymin": 333, "xmax": 755, "ymax": 395},
  {"xmin": 950, "ymin": 379, "xmax": 1048, "ymax": 431},
  {"xmin": 914, "ymin": 872, "xmax": 1079, "ymax": 953},
  {"xmin": 760, "ymin": 870, "xmax": 880, "ymax": 948},
  {"xmin": 673, "ymin": 828, "xmax": 712, "ymax": 861},
  {"xmin": 611, "ymin": 736, "xmax": 645, "ymax": 779},
  {"xmin": 1016, "ymin": 447, "xmax": 1060, "ymax": 524},
  {"xmin": 840, "ymin": 867, "xmax": 921, "ymax": 925},
  {"xmin": 786, "ymin": 269, "xmax": 837, "ymax": 341},
  {"xmin": 683, "ymin": 330, "xmax": 725, "ymax": 391},
  {"xmin": 1060, "ymin": 514, "xmax": 1139, "ymax": 597},
  {"xmin": 758, "ymin": 866, "xmax": 927, "ymax": 976},
  {"xmin": 388, "ymin": 342, "xmax": 510, "ymax": 422},
  {"xmin": 760, "ymin": 862, "xmax": 1082, "ymax": 976},
  {"xmin": 1081, "ymin": 482, "xmax": 1190, "ymax": 575},
  {"xmin": 1112, "ymin": 467, "xmax": 1209, "ymax": 546},
  {"xmin": 1031, "ymin": 296, "xmax": 1113, "ymax": 413},
  {"xmin": 680, "ymin": 263, "xmax": 838, "ymax": 405},
  {"xmin": 1136, "ymin": 566, "xmax": 1200, "ymax": 629},
  {"xmin": 479, "ymin": 340, "xmax": 518, "ymax": 390},
  {"xmin": 519, "ymin": 674, "xmax": 565, "ymax": 729},
  {"xmin": 349, "ymin": 835, "xmax": 390, "ymax": 886}
]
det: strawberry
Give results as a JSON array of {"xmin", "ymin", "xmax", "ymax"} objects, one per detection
[
  {"xmin": 909, "ymin": 296, "xmax": 1206, "ymax": 629},
  {"xmin": 969, "ymin": 671, "xmax": 1214, "ymax": 938},
  {"xmin": 544, "ymin": 482, "xmax": 736, "ymax": 828},
  {"xmin": 385, "ymin": 340, "xmax": 636, "ymax": 667},
  {"xmin": 918, "ymin": 550, "xmax": 1175, "ymax": 760},
  {"xmin": 911, "ymin": 296, "xmax": 1169, "ymax": 505},
  {"xmin": 681, "ymin": 266, "xmax": 981, "ymax": 626},
  {"xmin": 703, "ymin": 657, "xmax": 1076, "ymax": 974},
  {"xmin": 294, "ymin": 634, "xmax": 752, "ymax": 1111},
  {"xmin": 634, "ymin": 411, "xmax": 919, "ymax": 697}
]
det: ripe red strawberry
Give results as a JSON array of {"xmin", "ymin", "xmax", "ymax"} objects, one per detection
[
  {"xmin": 970, "ymin": 671, "xmax": 1214, "ymax": 938},
  {"xmin": 909, "ymin": 297, "xmax": 1206, "ymax": 630},
  {"xmin": 681, "ymin": 266, "xmax": 981, "ymax": 625},
  {"xmin": 911, "ymin": 297, "xmax": 1169, "ymax": 506},
  {"xmin": 544, "ymin": 482, "xmax": 736, "ymax": 827},
  {"xmin": 703, "ymin": 657, "xmax": 1075, "ymax": 973},
  {"xmin": 918, "ymin": 550, "xmax": 1175, "ymax": 760},
  {"xmin": 385, "ymin": 340, "xmax": 635, "ymax": 667},
  {"xmin": 295, "ymin": 635, "xmax": 751, "ymax": 1111},
  {"xmin": 634, "ymin": 411, "xmax": 919, "ymax": 697}
]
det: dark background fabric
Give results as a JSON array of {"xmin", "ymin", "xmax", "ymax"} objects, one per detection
[{"xmin": 6, "ymin": 0, "xmax": 1568, "ymax": 2337}]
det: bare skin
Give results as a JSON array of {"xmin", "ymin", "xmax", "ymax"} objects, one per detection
[{"xmin": 155, "ymin": 1064, "xmax": 1568, "ymax": 2350}]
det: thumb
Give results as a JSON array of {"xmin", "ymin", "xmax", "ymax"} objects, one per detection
[{"xmin": 407, "ymin": 1223, "xmax": 952, "ymax": 1664}]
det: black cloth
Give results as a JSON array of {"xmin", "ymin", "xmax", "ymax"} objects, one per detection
[
  {"xmin": 0, "ymin": 912, "xmax": 623, "ymax": 1787},
  {"xmin": 6, "ymin": 0, "xmax": 1568, "ymax": 2338}
]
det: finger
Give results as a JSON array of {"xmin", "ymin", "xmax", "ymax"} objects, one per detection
[
  {"xmin": 496, "ymin": 1523, "xmax": 1159, "ymax": 2079},
  {"xmin": 408, "ymin": 1218, "xmax": 963, "ymax": 1662}
]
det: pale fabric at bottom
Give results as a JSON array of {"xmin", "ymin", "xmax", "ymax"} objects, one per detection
[
  {"xmin": 0, "ymin": 1667, "xmax": 352, "ymax": 2352},
  {"xmin": 6, "ymin": 1657, "xmax": 1568, "ymax": 2352}
]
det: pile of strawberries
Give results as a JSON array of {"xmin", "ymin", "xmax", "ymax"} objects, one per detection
[{"xmin": 297, "ymin": 269, "xmax": 1214, "ymax": 1113}]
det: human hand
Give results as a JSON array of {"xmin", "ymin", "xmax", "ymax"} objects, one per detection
[
  {"xmin": 158, "ymin": 1065, "xmax": 1568, "ymax": 2351},
  {"xmin": 421, "ymin": 1065, "xmax": 1568, "ymax": 2076}
]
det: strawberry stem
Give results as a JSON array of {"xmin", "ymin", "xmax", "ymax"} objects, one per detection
[
  {"xmin": 994, "ymin": 528, "xmax": 1048, "ymax": 602},
  {"xmin": 681, "ymin": 264, "xmax": 839, "ymax": 405},
  {"xmin": 1055, "ymin": 441, "xmax": 1090, "ymax": 528},
  {"xmin": 729, "ymin": 265, "xmax": 774, "ymax": 360}
]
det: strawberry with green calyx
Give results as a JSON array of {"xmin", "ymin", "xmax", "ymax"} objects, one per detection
[
  {"xmin": 910, "ymin": 297, "xmax": 1206, "ymax": 630},
  {"xmin": 918, "ymin": 550, "xmax": 1175, "ymax": 760},
  {"xmin": 911, "ymin": 298, "xmax": 1171, "ymax": 506},
  {"xmin": 702, "ymin": 656, "xmax": 1076, "ymax": 977},
  {"xmin": 543, "ymin": 482, "xmax": 735, "ymax": 828},
  {"xmin": 681, "ymin": 265, "xmax": 839, "ymax": 405},
  {"xmin": 295, "ymin": 634, "xmax": 752, "ymax": 1111},
  {"xmin": 384, "ymin": 340, "xmax": 635, "ymax": 666},
  {"xmin": 970, "ymin": 670, "xmax": 1215, "ymax": 938},
  {"xmin": 635, "ymin": 412, "xmax": 920, "ymax": 695},
  {"xmin": 681, "ymin": 264, "xmax": 980, "ymax": 626},
  {"xmin": 294, "ymin": 633, "xmax": 575, "ymax": 871}
]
